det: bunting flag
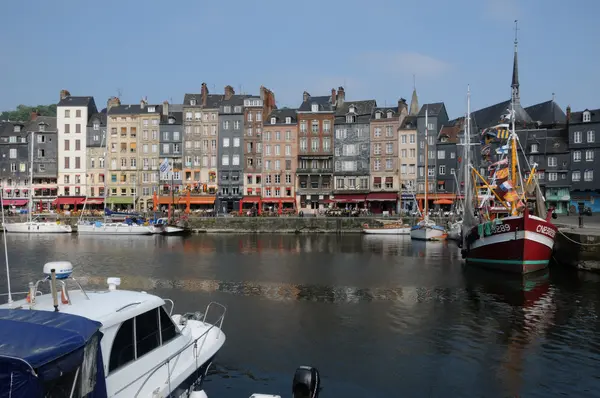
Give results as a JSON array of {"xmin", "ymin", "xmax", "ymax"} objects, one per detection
[
  {"xmin": 504, "ymin": 190, "xmax": 519, "ymax": 203},
  {"xmin": 494, "ymin": 167, "xmax": 509, "ymax": 181},
  {"xmin": 499, "ymin": 180, "xmax": 513, "ymax": 192},
  {"xmin": 497, "ymin": 128, "xmax": 510, "ymax": 140},
  {"xmin": 488, "ymin": 158, "xmax": 509, "ymax": 171},
  {"xmin": 495, "ymin": 144, "xmax": 510, "ymax": 154}
]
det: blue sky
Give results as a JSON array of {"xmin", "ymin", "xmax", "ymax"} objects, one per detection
[{"xmin": 1, "ymin": 0, "xmax": 598, "ymax": 119}]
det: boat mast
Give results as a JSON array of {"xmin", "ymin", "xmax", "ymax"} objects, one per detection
[
  {"xmin": 28, "ymin": 131, "xmax": 34, "ymax": 222},
  {"xmin": 1, "ymin": 189, "xmax": 12, "ymax": 305},
  {"xmin": 424, "ymin": 107, "xmax": 429, "ymax": 218},
  {"xmin": 465, "ymin": 86, "xmax": 471, "ymax": 212},
  {"xmin": 170, "ymin": 159, "xmax": 175, "ymax": 224}
]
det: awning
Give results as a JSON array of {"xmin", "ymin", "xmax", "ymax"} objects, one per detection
[
  {"xmin": 2, "ymin": 199, "xmax": 28, "ymax": 206},
  {"xmin": 242, "ymin": 196, "xmax": 261, "ymax": 203},
  {"xmin": 84, "ymin": 198, "xmax": 104, "ymax": 205},
  {"xmin": 434, "ymin": 199, "xmax": 453, "ymax": 205},
  {"xmin": 332, "ymin": 194, "xmax": 367, "ymax": 203},
  {"xmin": 366, "ymin": 193, "xmax": 398, "ymax": 201},
  {"xmin": 106, "ymin": 197, "xmax": 134, "ymax": 205},
  {"xmin": 373, "ymin": 177, "xmax": 382, "ymax": 183},
  {"xmin": 53, "ymin": 197, "xmax": 86, "ymax": 206},
  {"xmin": 262, "ymin": 198, "xmax": 295, "ymax": 203},
  {"xmin": 189, "ymin": 196, "xmax": 215, "ymax": 205}
]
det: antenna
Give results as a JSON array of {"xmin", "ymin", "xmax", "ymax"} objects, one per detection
[
  {"xmin": 552, "ymin": 93, "xmax": 555, "ymax": 101},
  {"xmin": 116, "ymin": 88, "xmax": 123, "ymax": 98},
  {"xmin": 413, "ymin": 74, "xmax": 416, "ymax": 90},
  {"xmin": 514, "ymin": 20, "xmax": 519, "ymax": 46},
  {"xmin": 1, "ymin": 193, "xmax": 12, "ymax": 305}
]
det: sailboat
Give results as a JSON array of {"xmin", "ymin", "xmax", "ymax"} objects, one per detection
[
  {"xmin": 77, "ymin": 132, "xmax": 152, "ymax": 235},
  {"xmin": 150, "ymin": 158, "xmax": 186, "ymax": 235},
  {"xmin": 410, "ymin": 107, "xmax": 447, "ymax": 241},
  {"xmin": 3, "ymin": 130, "xmax": 72, "ymax": 233},
  {"xmin": 461, "ymin": 95, "xmax": 557, "ymax": 274}
]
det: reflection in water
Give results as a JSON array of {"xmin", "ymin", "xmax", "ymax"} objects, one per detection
[{"xmin": 1, "ymin": 234, "xmax": 600, "ymax": 397}]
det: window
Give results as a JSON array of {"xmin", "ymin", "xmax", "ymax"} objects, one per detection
[
  {"xmin": 223, "ymin": 121, "xmax": 229, "ymax": 129},
  {"xmin": 439, "ymin": 165, "xmax": 446, "ymax": 175},
  {"xmin": 583, "ymin": 111, "xmax": 591, "ymax": 122},
  {"xmin": 584, "ymin": 169, "xmax": 593, "ymax": 182},
  {"xmin": 574, "ymin": 131, "xmax": 582, "ymax": 143},
  {"xmin": 548, "ymin": 172, "xmax": 558, "ymax": 181},
  {"xmin": 587, "ymin": 130, "xmax": 595, "ymax": 143},
  {"xmin": 286, "ymin": 117, "xmax": 292, "ymax": 124},
  {"xmin": 530, "ymin": 144, "xmax": 538, "ymax": 153},
  {"xmin": 135, "ymin": 309, "xmax": 160, "ymax": 358},
  {"xmin": 109, "ymin": 318, "xmax": 134, "ymax": 372},
  {"xmin": 233, "ymin": 137, "xmax": 240, "ymax": 147},
  {"xmin": 64, "ymin": 110, "xmax": 70, "ymax": 118},
  {"xmin": 437, "ymin": 150, "xmax": 445, "ymax": 159},
  {"xmin": 271, "ymin": 117, "xmax": 276, "ymax": 124},
  {"xmin": 547, "ymin": 157, "xmax": 557, "ymax": 167},
  {"xmin": 232, "ymin": 154, "xmax": 240, "ymax": 165},
  {"xmin": 311, "ymin": 104, "xmax": 318, "ymax": 112},
  {"xmin": 159, "ymin": 306, "xmax": 177, "ymax": 344},
  {"xmin": 223, "ymin": 138, "xmax": 230, "ymax": 147},
  {"xmin": 586, "ymin": 150, "xmax": 594, "ymax": 162},
  {"xmin": 76, "ymin": 109, "xmax": 81, "ymax": 118},
  {"xmin": 9, "ymin": 149, "xmax": 16, "ymax": 159},
  {"xmin": 572, "ymin": 170, "xmax": 581, "ymax": 181},
  {"xmin": 222, "ymin": 155, "xmax": 229, "ymax": 166}
]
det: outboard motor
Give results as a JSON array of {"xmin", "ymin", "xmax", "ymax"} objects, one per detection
[{"xmin": 292, "ymin": 366, "xmax": 320, "ymax": 398}]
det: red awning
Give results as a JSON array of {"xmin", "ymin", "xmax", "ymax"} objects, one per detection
[
  {"xmin": 52, "ymin": 197, "xmax": 86, "ymax": 206},
  {"xmin": 366, "ymin": 192, "xmax": 398, "ymax": 201},
  {"xmin": 333, "ymin": 194, "xmax": 367, "ymax": 203},
  {"xmin": 242, "ymin": 196, "xmax": 261, "ymax": 203},
  {"xmin": 84, "ymin": 198, "xmax": 104, "ymax": 205},
  {"xmin": 2, "ymin": 199, "xmax": 28, "ymax": 206},
  {"xmin": 373, "ymin": 177, "xmax": 382, "ymax": 183}
]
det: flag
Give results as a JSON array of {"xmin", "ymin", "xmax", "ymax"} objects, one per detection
[
  {"xmin": 159, "ymin": 158, "xmax": 170, "ymax": 174},
  {"xmin": 495, "ymin": 168, "xmax": 509, "ymax": 180},
  {"xmin": 504, "ymin": 191, "xmax": 519, "ymax": 202},
  {"xmin": 497, "ymin": 129, "xmax": 510, "ymax": 140},
  {"xmin": 499, "ymin": 181, "xmax": 513, "ymax": 192},
  {"xmin": 488, "ymin": 158, "xmax": 509, "ymax": 171},
  {"xmin": 495, "ymin": 144, "xmax": 510, "ymax": 155}
]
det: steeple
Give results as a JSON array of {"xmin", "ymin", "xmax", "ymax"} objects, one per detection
[
  {"xmin": 511, "ymin": 20, "xmax": 520, "ymax": 106},
  {"xmin": 409, "ymin": 74, "xmax": 419, "ymax": 116}
]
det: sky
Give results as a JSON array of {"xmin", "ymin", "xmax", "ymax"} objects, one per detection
[{"xmin": 1, "ymin": 0, "xmax": 599, "ymax": 119}]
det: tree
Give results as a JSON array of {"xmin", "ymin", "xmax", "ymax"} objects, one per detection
[{"xmin": 0, "ymin": 104, "xmax": 57, "ymax": 122}]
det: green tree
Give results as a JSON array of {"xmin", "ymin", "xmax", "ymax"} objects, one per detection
[{"xmin": 0, "ymin": 104, "xmax": 57, "ymax": 122}]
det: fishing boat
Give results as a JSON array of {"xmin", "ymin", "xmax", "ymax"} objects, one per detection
[
  {"xmin": 410, "ymin": 106, "xmax": 447, "ymax": 241},
  {"xmin": 78, "ymin": 210, "xmax": 153, "ymax": 235},
  {"xmin": 460, "ymin": 85, "xmax": 557, "ymax": 274},
  {"xmin": 151, "ymin": 217, "xmax": 187, "ymax": 235},
  {"xmin": 363, "ymin": 218, "xmax": 411, "ymax": 235},
  {"xmin": 2, "ymin": 130, "xmax": 72, "ymax": 233}
]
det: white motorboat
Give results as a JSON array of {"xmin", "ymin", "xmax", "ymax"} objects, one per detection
[
  {"xmin": 77, "ymin": 220, "xmax": 153, "ymax": 235},
  {"xmin": 0, "ymin": 261, "xmax": 226, "ymax": 397},
  {"xmin": 151, "ymin": 217, "xmax": 186, "ymax": 235},
  {"xmin": 3, "ymin": 216, "xmax": 72, "ymax": 233},
  {"xmin": 362, "ymin": 219, "xmax": 411, "ymax": 235},
  {"xmin": 410, "ymin": 217, "xmax": 447, "ymax": 241}
]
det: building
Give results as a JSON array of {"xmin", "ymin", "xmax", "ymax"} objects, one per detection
[
  {"xmin": 255, "ymin": 108, "xmax": 298, "ymax": 214},
  {"xmin": 106, "ymin": 99, "xmax": 162, "ymax": 211},
  {"xmin": 27, "ymin": 114, "xmax": 59, "ymax": 210},
  {"xmin": 242, "ymin": 86, "xmax": 276, "ymax": 211},
  {"xmin": 369, "ymin": 100, "xmax": 408, "ymax": 214},
  {"xmin": 0, "ymin": 121, "xmax": 30, "ymax": 208},
  {"xmin": 182, "ymin": 83, "xmax": 221, "ymax": 206},
  {"xmin": 216, "ymin": 86, "xmax": 248, "ymax": 214},
  {"xmin": 567, "ymin": 107, "xmax": 600, "ymax": 212},
  {"xmin": 158, "ymin": 102, "xmax": 183, "ymax": 209},
  {"xmin": 416, "ymin": 102, "xmax": 449, "ymax": 208},
  {"xmin": 85, "ymin": 110, "xmax": 107, "ymax": 204},
  {"xmin": 56, "ymin": 90, "xmax": 97, "ymax": 203},
  {"xmin": 296, "ymin": 89, "xmax": 336, "ymax": 213},
  {"xmin": 398, "ymin": 115, "xmax": 418, "ymax": 211},
  {"xmin": 435, "ymin": 118, "xmax": 465, "ymax": 199}
]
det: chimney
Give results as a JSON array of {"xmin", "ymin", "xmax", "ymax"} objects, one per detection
[
  {"xmin": 30, "ymin": 110, "xmax": 39, "ymax": 121},
  {"xmin": 303, "ymin": 91, "xmax": 310, "ymax": 103},
  {"xmin": 336, "ymin": 86, "xmax": 345, "ymax": 107},
  {"xmin": 107, "ymin": 96, "xmax": 121, "ymax": 112},
  {"xmin": 140, "ymin": 97, "xmax": 147, "ymax": 109},
  {"xmin": 260, "ymin": 86, "xmax": 266, "ymax": 101},
  {"xmin": 224, "ymin": 85, "xmax": 235, "ymax": 100},
  {"xmin": 331, "ymin": 88, "xmax": 337, "ymax": 105},
  {"xmin": 566, "ymin": 105, "xmax": 571, "ymax": 125},
  {"xmin": 59, "ymin": 89, "xmax": 71, "ymax": 101},
  {"xmin": 162, "ymin": 100, "xmax": 169, "ymax": 116},
  {"xmin": 398, "ymin": 98, "xmax": 408, "ymax": 114},
  {"xmin": 201, "ymin": 83, "xmax": 209, "ymax": 106}
]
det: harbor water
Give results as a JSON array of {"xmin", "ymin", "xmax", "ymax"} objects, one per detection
[{"xmin": 1, "ymin": 233, "xmax": 599, "ymax": 397}]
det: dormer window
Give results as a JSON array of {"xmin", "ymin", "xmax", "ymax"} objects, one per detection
[
  {"xmin": 311, "ymin": 103, "xmax": 319, "ymax": 112},
  {"xmin": 168, "ymin": 116, "xmax": 175, "ymax": 125},
  {"xmin": 346, "ymin": 115, "xmax": 356, "ymax": 123},
  {"xmin": 92, "ymin": 122, "xmax": 99, "ymax": 131},
  {"xmin": 440, "ymin": 136, "xmax": 448, "ymax": 143},
  {"xmin": 583, "ymin": 111, "xmax": 591, "ymax": 122},
  {"xmin": 39, "ymin": 124, "xmax": 46, "ymax": 132},
  {"xmin": 271, "ymin": 117, "xmax": 277, "ymax": 124},
  {"xmin": 13, "ymin": 125, "xmax": 20, "ymax": 133},
  {"xmin": 349, "ymin": 106, "xmax": 356, "ymax": 113},
  {"xmin": 190, "ymin": 98, "xmax": 197, "ymax": 106},
  {"xmin": 387, "ymin": 112, "xmax": 393, "ymax": 118},
  {"xmin": 224, "ymin": 106, "xmax": 231, "ymax": 113},
  {"xmin": 147, "ymin": 106, "xmax": 156, "ymax": 113},
  {"xmin": 234, "ymin": 106, "xmax": 242, "ymax": 113},
  {"xmin": 375, "ymin": 112, "xmax": 381, "ymax": 119},
  {"xmin": 531, "ymin": 143, "xmax": 539, "ymax": 153},
  {"xmin": 285, "ymin": 117, "xmax": 291, "ymax": 124}
]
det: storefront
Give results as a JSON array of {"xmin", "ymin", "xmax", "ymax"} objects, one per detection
[{"xmin": 366, "ymin": 192, "xmax": 398, "ymax": 214}]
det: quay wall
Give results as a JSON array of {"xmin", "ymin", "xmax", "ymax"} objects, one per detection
[
  {"xmin": 554, "ymin": 227, "xmax": 600, "ymax": 272},
  {"xmin": 0, "ymin": 216, "xmax": 450, "ymax": 234}
]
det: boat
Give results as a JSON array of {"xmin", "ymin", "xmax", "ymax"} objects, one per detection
[
  {"xmin": 447, "ymin": 220, "xmax": 462, "ymax": 241},
  {"xmin": 460, "ymin": 83, "xmax": 557, "ymax": 274},
  {"xmin": 410, "ymin": 106, "xmax": 447, "ymax": 241},
  {"xmin": 154, "ymin": 217, "xmax": 187, "ymax": 235},
  {"xmin": 2, "ymin": 130, "xmax": 72, "ymax": 234},
  {"xmin": 0, "ymin": 261, "xmax": 226, "ymax": 397},
  {"xmin": 363, "ymin": 218, "xmax": 410, "ymax": 235}
]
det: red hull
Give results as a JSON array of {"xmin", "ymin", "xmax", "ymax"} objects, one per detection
[{"xmin": 463, "ymin": 212, "xmax": 557, "ymax": 274}]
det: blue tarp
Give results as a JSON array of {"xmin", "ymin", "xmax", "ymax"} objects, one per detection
[{"xmin": 0, "ymin": 309, "xmax": 107, "ymax": 398}]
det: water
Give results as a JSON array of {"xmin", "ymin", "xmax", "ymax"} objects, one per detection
[{"xmin": 1, "ymin": 233, "xmax": 600, "ymax": 397}]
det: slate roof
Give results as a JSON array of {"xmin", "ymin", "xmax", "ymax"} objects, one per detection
[
  {"xmin": 107, "ymin": 104, "xmax": 163, "ymax": 115},
  {"xmin": 297, "ymin": 95, "xmax": 335, "ymax": 112},
  {"xmin": 569, "ymin": 108, "xmax": 600, "ymax": 124},
  {"xmin": 417, "ymin": 102, "xmax": 445, "ymax": 117},
  {"xmin": 86, "ymin": 112, "xmax": 106, "ymax": 128},
  {"xmin": 524, "ymin": 100, "xmax": 566, "ymax": 126},
  {"xmin": 517, "ymin": 128, "xmax": 569, "ymax": 154},
  {"xmin": 399, "ymin": 115, "xmax": 417, "ymax": 129},
  {"xmin": 470, "ymin": 99, "xmax": 532, "ymax": 130},
  {"xmin": 438, "ymin": 117, "xmax": 465, "ymax": 144},
  {"xmin": 160, "ymin": 112, "xmax": 183, "ymax": 125},
  {"xmin": 183, "ymin": 94, "xmax": 225, "ymax": 109},
  {"xmin": 373, "ymin": 107, "xmax": 399, "ymax": 119},
  {"xmin": 334, "ymin": 100, "xmax": 376, "ymax": 124},
  {"xmin": 25, "ymin": 116, "xmax": 57, "ymax": 132},
  {"xmin": 267, "ymin": 108, "xmax": 298, "ymax": 125},
  {"xmin": 220, "ymin": 95, "xmax": 251, "ymax": 108},
  {"xmin": 57, "ymin": 96, "xmax": 94, "ymax": 107}
]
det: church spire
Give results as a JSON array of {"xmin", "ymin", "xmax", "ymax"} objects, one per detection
[
  {"xmin": 511, "ymin": 20, "xmax": 520, "ymax": 106},
  {"xmin": 409, "ymin": 74, "xmax": 419, "ymax": 116}
]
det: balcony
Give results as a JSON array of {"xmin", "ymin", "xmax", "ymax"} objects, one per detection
[{"xmin": 296, "ymin": 168, "xmax": 333, "ymax": 174}]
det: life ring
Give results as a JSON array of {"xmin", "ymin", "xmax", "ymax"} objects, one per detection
[{"xmin": 362, "ymin": 223, "xmax": 369, "ymax": 229}]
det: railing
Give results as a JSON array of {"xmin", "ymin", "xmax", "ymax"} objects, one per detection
[{"xmin": 117, "ymin": 301, "xmax": 226, "ymax": 398}]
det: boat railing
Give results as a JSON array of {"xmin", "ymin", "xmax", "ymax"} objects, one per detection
[
  {"xmin": 118, "ymin": 301, "xmax": 226, "ymax": 397},
  {"xmin": 164, "ymin": 298, "xmax": 174, "ymax": 315}
]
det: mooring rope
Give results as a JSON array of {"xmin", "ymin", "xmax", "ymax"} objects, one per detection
[{"xmin": 558, "ymin": 228, "xmax": 600, "ymax": 246}]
